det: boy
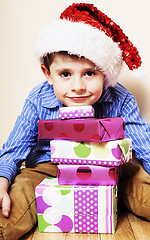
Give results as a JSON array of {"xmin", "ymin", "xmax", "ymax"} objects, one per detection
[{"xmin": 0, "ymin": 3, "xmax": 150, "ymax": 239}]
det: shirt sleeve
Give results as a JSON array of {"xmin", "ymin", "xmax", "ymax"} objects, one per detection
[
  {"xmin": 0, "ymin": 98, "xmax": 39, "ymax": 185},
  {"xmin": 121, "ymin": 93, "xmax": 150, "ymax": 174}
]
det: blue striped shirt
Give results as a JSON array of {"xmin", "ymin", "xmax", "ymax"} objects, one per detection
[{"xmin": 0, "ymin": 80, "xmax": 150, "ymax": 184}]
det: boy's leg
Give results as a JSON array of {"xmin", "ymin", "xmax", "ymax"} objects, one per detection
[
  {"xmin": 118, "ymin": 162, "xmax": 150, "ymax": 221},
  {"xmin": 0, "ymin": 162, "xmax": 57, "ymax": 240}
]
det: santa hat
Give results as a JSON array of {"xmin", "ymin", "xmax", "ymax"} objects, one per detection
[{"xmin": 35, "ymin": 3, "xmax": 141, "ymax": 87}]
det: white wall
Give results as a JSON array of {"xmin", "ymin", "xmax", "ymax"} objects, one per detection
[{"xmin": 0, "ymin": 0, "xmax": 150, "ymax": 148}]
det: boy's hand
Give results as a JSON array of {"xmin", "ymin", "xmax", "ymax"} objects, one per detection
[{"xmin": 0, "ymin": 177, "xmax": 11, "ymax": 217}]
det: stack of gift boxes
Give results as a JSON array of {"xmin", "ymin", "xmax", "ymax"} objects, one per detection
[{"xmin": 35, "ymin": 106, "xmax": 132, "ymax": 234}]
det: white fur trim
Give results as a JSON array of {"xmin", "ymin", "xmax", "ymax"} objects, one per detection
[{"xmin": 35, "ymin": 20, "xmax": 123, "ymax": 87}]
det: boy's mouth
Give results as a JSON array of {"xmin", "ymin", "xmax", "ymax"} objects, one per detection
[{"xmin": 67, "ymin": 96, "xmax": 90, "ymax": 102}]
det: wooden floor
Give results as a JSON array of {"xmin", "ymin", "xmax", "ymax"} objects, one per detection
[{"xmin": 20, "ymin": 209, "xmax": 150, "ymax": 240}]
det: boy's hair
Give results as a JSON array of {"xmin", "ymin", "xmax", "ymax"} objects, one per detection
[
  {"xmin": 36, "ymin": 3, "xmax": 141, "ymax": 87},
  {"xmin": 43, "ymin": 53, "xmax": 51, "ymax": 72},
  {"xmin": 43, "ymin": 51, "xmax": 83, "ymax": 72}
]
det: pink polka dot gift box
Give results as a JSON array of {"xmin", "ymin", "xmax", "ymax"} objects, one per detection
[
  {"xmin": 50, "ymin": 138, "xmax": 132, "ymax": 166},
  {"xmin": 35, "ymin": 177, "xmax": 117, "ymax": 234},
  {"xmin": 57, "ymin": 164, "xmax": 122, "ymax": 186},
  {"xmin": 38, "ymin": 117, "xmax": 125, "ymax": 142},
  {"xmin": 59, "ymin": 106, "xmax": 94, "ymax": 119}
]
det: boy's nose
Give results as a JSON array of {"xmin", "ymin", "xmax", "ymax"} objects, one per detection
[{"xmin": 71, "ymin": 76, "xmax": 86, "ymax": 92}]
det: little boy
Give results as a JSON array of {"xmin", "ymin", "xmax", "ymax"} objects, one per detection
[{"xmin": 0, "ymin": 3, "xmax": 150, "ymax": 240}]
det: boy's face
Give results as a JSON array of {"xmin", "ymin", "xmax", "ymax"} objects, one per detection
[{"xmin": 41, "ymin": 53, "xmax": 104, "ymax": 107}]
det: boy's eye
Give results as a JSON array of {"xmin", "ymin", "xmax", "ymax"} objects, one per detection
[
  {"xmin": 85, "ymin": 71, "xmax": 95, "ymax": 77},
  {"xmin": 60, "ymin": 72, "xmax": 70, "ymax": 78}
]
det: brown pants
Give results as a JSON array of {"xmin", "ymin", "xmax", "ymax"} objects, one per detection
[
  {"xmin": 0, "ymin": 162, "xmax": 150, "ymax": 240},
  {"xmin": 118, "ymin": 161, "xmax": 150, "ymax": 220}
]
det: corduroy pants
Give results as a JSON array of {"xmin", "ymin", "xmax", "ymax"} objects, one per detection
[{"xmin": 0, "ymin": 161, "xmax": 150, "ymax": 240}]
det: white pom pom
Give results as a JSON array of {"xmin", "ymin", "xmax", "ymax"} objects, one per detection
[{"xmin": 130, "ymin": 67, "xmax": 146, "ymax": 79}]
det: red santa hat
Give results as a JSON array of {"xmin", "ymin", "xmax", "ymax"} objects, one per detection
[{"xmin": 35, "ymin": 3, "xmax": 141, "ymax": 87}]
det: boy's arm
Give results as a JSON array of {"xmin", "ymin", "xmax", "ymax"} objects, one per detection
[
  {"xmin": 0, "ymin": 177, "xmax": 11, "ymax": 217},
  {"xmin": 121, "ymin": 94, "xmax": 150, "ymax": 174},
  {"xmin": 0, "ymin": 98, "xmax": 39, "ymax": 185}
]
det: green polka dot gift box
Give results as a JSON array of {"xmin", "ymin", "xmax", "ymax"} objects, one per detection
[
  {"xmin": 35, "ymin": 177, "xmax": 117, "ymax": 234},
  {"xmin": 50, "ymin": 138, "xmax": 132, "ymax": 166}
]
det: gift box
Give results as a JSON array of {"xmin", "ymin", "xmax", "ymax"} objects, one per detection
[
  {"xmin": 50, "ymin": 138, "xmax": 132, "ymax": 166},
  {"xmin": 38, "ymin": 117, "xmax": 125, "ymax": 142},
  {"xmin": 59, "ymin": 106, "xmax": 94, "ymax": 119},
  {"xmin": 35, "ymin": 177, "xmax": 117, "ymax": 233},
  {"xmin": 57, "ymin": 164, "xmax": 122, "ymax": 186}
]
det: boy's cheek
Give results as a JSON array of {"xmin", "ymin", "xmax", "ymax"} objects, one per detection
[{"xmin": 53, "ymin": 88, "xmax": 66, "ymax": 100}]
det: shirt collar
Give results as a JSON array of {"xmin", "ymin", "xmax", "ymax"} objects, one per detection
[{"xmin": 97, "ymin": 86, "xmax": 114, "ymax": 103}]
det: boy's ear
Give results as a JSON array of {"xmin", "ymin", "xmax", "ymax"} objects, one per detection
[{"xmin": 41, "ymin": 64, "xmax": 53, "ymax": 85}]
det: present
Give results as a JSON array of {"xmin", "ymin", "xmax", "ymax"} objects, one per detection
[
  {"xmin": 57, "ymin": 164, "xmax": 122, "ymax": 186},
  {"xmin": 35, "ymin": 177, "xmax": 117, "ymax": 233},
  {"xmin": 38, "ymin": 117, "xmax": 125, "ymax": 142},
  {"xmin": 59, "ymin": 106, "xmax": 94, "ymax": 119},
  {"xmin": 50, "ymin": 138, "xmax": 132, "ymax": 166}
]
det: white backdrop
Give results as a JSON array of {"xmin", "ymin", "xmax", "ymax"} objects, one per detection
[{"xmin": 0, "ymin": 0, "xmax": 150, "ymax": 148}]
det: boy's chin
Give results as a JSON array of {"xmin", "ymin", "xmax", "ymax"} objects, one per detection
[{"xmin": 64, "ymin": 102, "xmax": 91, "ymax": 107}]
